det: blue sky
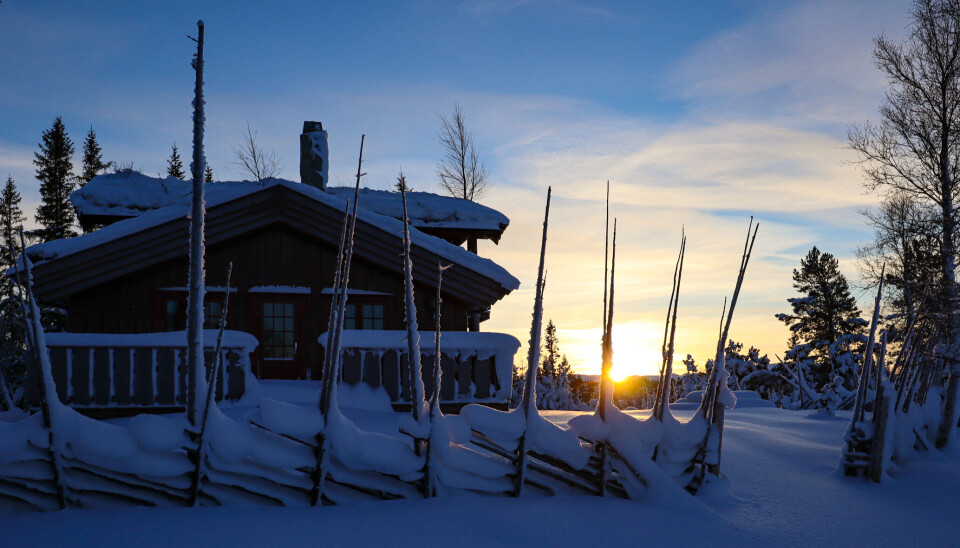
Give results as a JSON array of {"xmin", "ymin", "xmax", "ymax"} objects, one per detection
[{"xmin": 0, "ymin": 0, "xmax": 914, "ymax": 376}]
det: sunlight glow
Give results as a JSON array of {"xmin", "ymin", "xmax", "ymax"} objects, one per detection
[{"xmin": 560, "ymin": 322, "xmax": 666, "ymax": 380}]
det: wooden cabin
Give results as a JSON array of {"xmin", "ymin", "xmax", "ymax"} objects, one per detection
[{"xmin": 21, "ymin": 123, "xmax": 521, "ymax": 409}]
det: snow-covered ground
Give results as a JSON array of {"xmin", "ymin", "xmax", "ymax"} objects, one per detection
[{"xmin": 2, "ymin": 406, "xmax": 958, "ymax": 547}]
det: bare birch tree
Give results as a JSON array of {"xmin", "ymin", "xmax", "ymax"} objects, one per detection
[
  {"xmin": 436, "ymin": 103, "xmax": 489, "ymax": 202},
  {"xmin": 848, "ymin": 0, "xmax": 960, "ymax": 448},
  {"xmin": 232, "ymin": 121, "xmax": 282, "ymax": 183}
]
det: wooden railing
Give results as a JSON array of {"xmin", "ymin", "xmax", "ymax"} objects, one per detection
[
  {"xmin": 26, "ymin": 331, "xmax": 257, "ymax": 408},
  {"xmin": 320, "ymin": 330, "xmax": 520, "ymax": 405}
]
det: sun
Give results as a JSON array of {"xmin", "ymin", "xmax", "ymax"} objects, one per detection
[
  {"xmin": 561, "ymin": 322, "xmax": 666, "ymax": 381},
  {"xmin": 607, "ymin": 344, "xmax": 663, "ymax": 382}
]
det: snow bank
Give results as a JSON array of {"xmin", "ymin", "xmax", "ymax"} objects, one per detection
[
  {"xmin": 324, "ymin": 406, "xmax": 423, "ymax": 476},
  {"xmin": 337, "ymin": 382, "xmax": 394, "ymax": 412},
  {"xmin": 128, "ymin": 414, "xmax": 190, "ymax": 452},
  {"xmin": 257, "ymin": 398, "xmax": 325, "ymax": 440}
]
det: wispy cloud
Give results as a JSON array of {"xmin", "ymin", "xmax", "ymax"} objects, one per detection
[
  {"xmin": 666, "ymin": 0, "xmax": 909, "ymax": 127},
  {"xmin": 460, "ymin": 0, "xmax": 614, "ymax": 20}
]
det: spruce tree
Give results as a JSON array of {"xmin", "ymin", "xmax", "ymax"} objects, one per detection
[
  {"xmin": 539, "ymin": 319, "xmax": 571, "ymax": 379},
  {"xmin": 34, "ymin": 116, "xmax": 77, "ymax": 241},
  {"xmin": 537, "ymin": 319, "xmax": 577, "ymax": 409},
  {"xmin": 204, "ymin": 164, "xmax": 214, "ymax": 183},
  {"xmin": 0, "ymin": 176, "xmax": 24, "ymax": 273},
  {"xmin": 777, "ymin": 246, "xmax": 866, "ymax": 390},
  {"xmin": 0, "ymin": 176, "xmax": 26, "ymax": 398},
  {"xmin": 167, "ymin": 143, "xmax": 186, "ymax": 179},
  {"xmin": 80, "ymin": 126, "xmax": 109, "ymax": 186}
]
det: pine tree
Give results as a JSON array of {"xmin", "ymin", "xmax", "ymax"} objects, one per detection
[
  {"xmin": 0, "ymin": 176, "xmax": 24, "ymax": 273},
  {"xmin": 167, "ymin": 143, "xmax": 186, "ymax": 179},
  {"xmin": 204, "ymin": 164, "xmax": 214, "ymax": 183},
  {"xmin": 777, "ymin": 247, "xmax": 867, "ymax": 391},
  {"xmin": 539, "ymin": 319, "xmax": 570, "ymax": 379},
  {"xmin": 0, "ymin": 176, "xmax": 26, "ymax": 400},
  {"xmin": 80, "ymin": 126, "xmax": 109, "ymax": 186},
  {"xmin": 34, "ymin": 116, "xmax": 77, "ymax": 241}
]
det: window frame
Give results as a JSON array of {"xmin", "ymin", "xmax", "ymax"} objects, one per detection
[
  {"xmin": 153, "ymin": 289, "xmax": 235, "ymax": 332},
  {"xmin": 323, "ymin": 294, "xmax": 395, "ymax": 331},
  {"xmin": 249, "ymin": 293, "xmax": 309, "ymax": 380}
]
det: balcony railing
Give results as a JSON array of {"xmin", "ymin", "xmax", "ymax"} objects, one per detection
[
  {"xmin": 320, "ymin": 330, "xmax": 521, "ymax": 405},
  {"xmin": 26, "ymin": 330, "xmax": 257, "ymax": 409}
]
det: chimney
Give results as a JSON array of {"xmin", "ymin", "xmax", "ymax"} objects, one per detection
[{"xmin": 300, "ymin": 121, "xmax": 329, "ymax": 190}]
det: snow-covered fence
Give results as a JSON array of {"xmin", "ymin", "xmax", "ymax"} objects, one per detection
[
  {"xmin": 0, "ymin": 400, "xmax": 714, "ymax": 512},
  {"xmin": 320, "ymin": 331, "xmax": 520, "ymax": 406},
  {"xmin": 24, "ymin": 331, "xmax": 257, "ymax": 410}
]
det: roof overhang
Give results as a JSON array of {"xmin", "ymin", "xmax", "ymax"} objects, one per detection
[{"xmin": 28, "ymin": 184, "xmax": 519, "ymax": 309}]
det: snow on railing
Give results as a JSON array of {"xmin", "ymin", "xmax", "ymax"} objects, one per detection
[
  {"xmin": 25, "ymin": 330, "xmax": 257, "ymax": 408},
  {"xmin": 319, "ymin": 330, "xmax": 520, "ymax": 404}
]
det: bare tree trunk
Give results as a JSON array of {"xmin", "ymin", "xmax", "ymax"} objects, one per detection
[
  {"xmin": 654, "ymin": 232, "xmax": 686, "ymax": 420},
  {"xmin": 937, "ymin": 174, "xmax": 960, "ymax": 447},
  {"xmin": 16, "ymin": 227, "xmax": 67, "ymax": 509},
  {"xmin": 513, "ymin": 187, "xmax": 551, "ymax": 498},
  {"xmin": 853, "ymin": 272, "xmax": 884, "ymax": 422},
  {"xmin": 400, "ymin": 186, "xmax": 427, "ymax": 432},
  {"xmin": 312, "ymin": 136, "xmax": 364, "ymax": 506},
  {"xmin": 425, "ymin": 261, "xmax": 451, "ymax": 497},
  {"xmin": 599, "ymin": 221, "xmax": 617, "ymax": 420},
  {"xmin": 697, "ymin": 219, "xmax": 758, "ymax": 479},
  {"xmin": 186, "ymin": 20, "xmax": 206, "ymax": 429},
  {"xmin": 190, "ymin": 262, "xmax": 232, "ymax": 505}
]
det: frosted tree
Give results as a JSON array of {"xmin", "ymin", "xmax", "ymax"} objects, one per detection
[
  {"xmin": 424, "ymin": 260, "xmax": 451, "ymax": 497},
  {"xmin": 14, "ymin": 227, "xmax": 68, "ymax": 507},
  {"xmin": 537, "ymin": 319, "xmax": 577, "ymax": 410},
  {"xmin": 677, "ymin": 354, "xmax": 706, "ymax": 397},
  {"xmin": 848, "ymin": 0, "xmax": 960, "ymax": 448},
  {"xmin": 313, "ymin": 136, "xmax": 364, "ymax": 506},
  {"xmin": 400, "ymin": 183, "xmax": 428, "ymax": 428},
  {"xmin": 696, "ymin": 218, "xmax": 758, "ymax": 480},
  {"xmin": 513, "ymin": 187, "xmax": 551, "ymax": 497}
]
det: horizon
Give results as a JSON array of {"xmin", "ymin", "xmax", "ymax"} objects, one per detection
[{"xmin": 0, "ymin": 0, "xmax": 914, "ymax": 377}]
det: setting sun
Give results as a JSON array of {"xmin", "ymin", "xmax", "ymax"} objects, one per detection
[{"xmin": 560, "ymin": 322, "xmax": 668, "ymax": 380}]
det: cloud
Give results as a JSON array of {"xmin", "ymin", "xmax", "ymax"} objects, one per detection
[
  {"xmin": 460, "ymin": 0, "xmax": 614, "ymax": 20},
  {"xmin": 666, "ymin": 0, "xmax": 911, "ymax": 127}
]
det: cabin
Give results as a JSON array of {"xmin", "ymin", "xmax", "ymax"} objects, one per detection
[{"xmin": 20, "ymin": 122, "xmax": 521, "ymax": 411}]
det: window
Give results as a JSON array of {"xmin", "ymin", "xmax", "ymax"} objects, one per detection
[
  {"xmin": 362, "ymin": 304, "xmax": 384, "ymax": 330},
  {"xmin": 160, "ymin": 298, "xmax": 223, "ymax": 331},
  {"xmin": 262, "ymin": 302, "xmax": 295, "ymax": 359},
  {"xmin": 342, "ymin": 303, "xmax": 385, "ymax": 330}
]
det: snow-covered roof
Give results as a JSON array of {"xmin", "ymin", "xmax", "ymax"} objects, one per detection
[
  {"xmin": 325, "ymin": 187, "xmax": 508, "ymax": 232},
  {"xmin": 72, "ymin": 173, "xmax": 509, "ymax": 233},
  {"xmin": 31, "ymin": 174, "xmax": 520, "ymax": 292}
]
